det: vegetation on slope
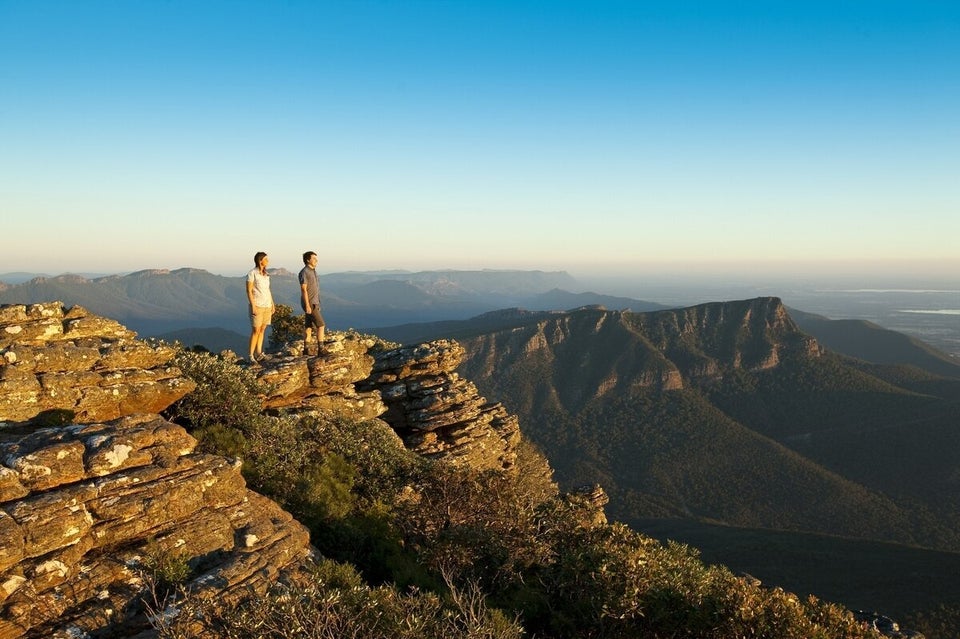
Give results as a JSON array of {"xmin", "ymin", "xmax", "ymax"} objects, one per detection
[
  {"xmin": 638, "ymin": 519, "xmax": 960, "ymax": 639},
  {"xmin": 161, "ymin": 347, "xmax": 886, "ymax": 638},
  {"xmin": 789, "ymin": 309, "xmax": 960, "ymax": 380},
  {"xmin": 707, "ymin": 355, "xmax": 960, "ymax": 538}
]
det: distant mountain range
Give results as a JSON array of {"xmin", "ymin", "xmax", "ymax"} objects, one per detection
[{"xmin": 0, "ymin": 268, "xmax": 589, "ymax": 337}]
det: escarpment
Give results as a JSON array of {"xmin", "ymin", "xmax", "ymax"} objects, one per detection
[
  {"xmin": 0, "ymin": 302, "xmax": 525, "ymax": 637},
  {"xmin": 625, "ymin": 297, "xmax": 821, "ymax": 376},
  {"xmin": 459, "ymin": 297, "xmax": 821, "ymax": 413}
]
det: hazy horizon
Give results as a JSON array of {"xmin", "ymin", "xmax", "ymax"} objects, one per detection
[
  {"xmin": 2, "ymin": 1, "xmax": 958, "ymax": 279},
  {"xmin": 3, "ymin": 258, "xmax": 959, "ymax": 285},
  {"xmin": 2, "ymin": 262, "xmax": 957, "ymax": 356}
]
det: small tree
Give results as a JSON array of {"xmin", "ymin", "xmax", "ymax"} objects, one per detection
[{"xmin": 268, "ymin": 303, "xmax": 301, "ymax": 349}]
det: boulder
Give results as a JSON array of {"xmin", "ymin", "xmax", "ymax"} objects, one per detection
[
  {"xmin": 0, "ymin": 303, "xmax": 194, "ymax": 424},
  {"xmin": 0, "ymin": 415, "xmax": 310, "ymax": 638}
]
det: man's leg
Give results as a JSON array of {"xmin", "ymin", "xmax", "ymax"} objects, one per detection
[{"xmin": 304, "ymin": 312, "xmax": 318, "ymax": 355}]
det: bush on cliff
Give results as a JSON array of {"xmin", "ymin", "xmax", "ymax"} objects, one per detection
[
  {"xmin": 166, "ymin": 348, "xmax": 267, "ymax": 435},
  {"xmin": 156, "ymin": 557, "xmax": 524, "ymax": 639},
  {"xmin": 268, "ymin": 303, "xmax": 301, "ymax": 349}
]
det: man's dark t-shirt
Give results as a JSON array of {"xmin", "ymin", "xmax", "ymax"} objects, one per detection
[{"xmin": 298, "ymin": 266, "xmax": 320, "ymax": 310}]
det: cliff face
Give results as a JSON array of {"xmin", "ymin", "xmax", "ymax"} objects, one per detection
[
  {"xmin": 459, "ymin": 298, "xmax": 820, "ymax": 412},
  {"xmin": 255, "ymin": 336, "xmax": 520, "ymax": 472},
  {"xmin": 624, "ymin": 297, "xmax": 821, "ymax": 377},
  {"xmin": 0, "ymin": 302, "xmax": 524, "ymax": 638},
  {"xmin": 357, "ymin": 340, "xmax": 520, "ymax": 471}
]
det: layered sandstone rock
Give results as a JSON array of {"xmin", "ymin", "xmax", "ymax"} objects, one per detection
[
  {"xmin": 255, "ymin": 336, "xmax": 522, "ymax": 472},
  {"xmin": 0, "ymin": 303, "xmax": 527, "ymax": 636},
  {"xmin": 256, "ymin": 333, "xmax": 385, "ymax": 420},
  {"xmin": 0, "ymin": 414, "xmax": 310, "ymax": 639},
  {"xmin": 0, "ymin": 303, "xmax": 194, "ymax": 424},
  {"xmin": 0, "ymin": 303, "xmax": 311, "ymax": 638},
  {"xmin": 357, "ymin": 340, "xmax": 520, "ymax": 471}
]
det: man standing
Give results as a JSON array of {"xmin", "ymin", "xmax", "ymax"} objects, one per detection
[{"xmin": 299, "ymin": 251, "xmax": 326, "ymax": 355}]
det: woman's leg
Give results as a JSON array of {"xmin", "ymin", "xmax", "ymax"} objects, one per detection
[
  {"xmin": 249, "ymin": 326, "xmax": 261, "ymax": 360},
  {"xmin": 255, "ymin": 324, "xmax": 267, "ymax": 356}
]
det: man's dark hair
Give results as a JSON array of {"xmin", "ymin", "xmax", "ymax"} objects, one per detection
[{"xmin": 302, "ymin": 251, "xmax": 317, "ymax": 264}]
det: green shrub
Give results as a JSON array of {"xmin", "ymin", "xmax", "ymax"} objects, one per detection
[
  {"xmin": 191, "ymin": 422, "xmax": 249, "ymax": 459},
  {"xmin": 166, "ymin": 348, "xmax": 268, "ymax": 432},
  {"xmin": 397, "ymin": 463, "xmax": 553, "ymax": 591},
  {"xmin": 154, "ymin": 558, "xmax": 523, "ymax": 639},
  {"xmin": 141, "ymin": 537, "xmax": 192, "ymax": 597},
  {"xmin": 294, "ymin": 413, "xmax": 425, "ymax": 503},
  {"xmin": 268, "ymin": 303, "xmax": 301, "ymax": 349},
  {"xmin": 292, "ymin": 454, "xmax": 357, "ymax": 523}
]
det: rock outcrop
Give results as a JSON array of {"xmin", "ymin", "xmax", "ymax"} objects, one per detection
[
  {"xmin": 0, "ymin": 414, "xmax": 309, "ymax": 639},
  {"xmin": 357, "ymin": 340, "xmax": 520, "ymax": 471},
  {"xmin": 257, "ymin": 333, "xmax": 385, "ymax": 420},
  {"xmin": 0, "ymin": 303, "xmax": 194, "ymax": 424},
  {"xmin": 0, "ymin": 302, "xmax": 530, "ymax": 637},
  {"xmin": 254, "ymin": 337, "xmax": 521, "ymax": 472},
  {"xmin": 0, "ymin": 303, "xmax": 312, "ymax": 638}
]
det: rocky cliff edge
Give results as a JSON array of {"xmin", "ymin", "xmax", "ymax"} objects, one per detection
[{"xmin": 0, "ymin": 302, "xmax": 525, "ymax": 637}]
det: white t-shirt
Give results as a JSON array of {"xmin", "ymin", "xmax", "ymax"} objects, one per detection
[{"xmin": 247, "ymin": 268, "xmax": 273, "ymax": 308}]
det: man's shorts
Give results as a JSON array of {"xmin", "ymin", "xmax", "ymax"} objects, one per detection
[
  {"xmin": 304, "ymin": 307, "xmax": 325, "ymax": 329},
  {"xmin": 250, "ymin": 305, "xmax": 273, "ymax": 329}
]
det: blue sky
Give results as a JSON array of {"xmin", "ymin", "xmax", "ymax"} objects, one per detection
[{"xmin": 1, "ymin": 1, "xmax": 958, "ymax": 278}]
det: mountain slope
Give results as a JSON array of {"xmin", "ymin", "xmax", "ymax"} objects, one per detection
[
  {"xmin": 453, "ymin": 298, "xmax": 960, "ymax": 551},
  {"xmin": 790, "ymin": 307, "xmax": 960, "ymax": 379},
  {"xmin": 638, "ymin": 518, "xmax": 960, "ymax": 636}
]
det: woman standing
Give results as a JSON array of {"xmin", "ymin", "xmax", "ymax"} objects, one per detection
[{"xmin": 246, "ymin": 251, "xmax": 274, "ymax": 363}]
